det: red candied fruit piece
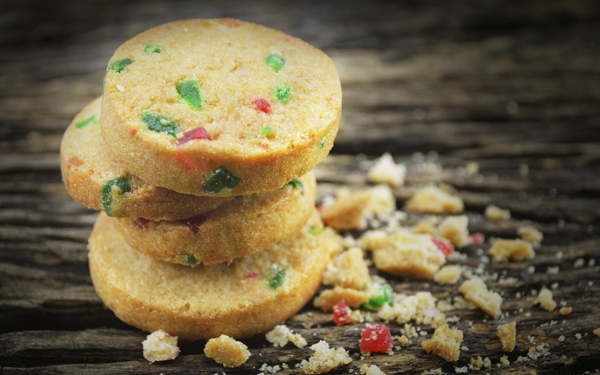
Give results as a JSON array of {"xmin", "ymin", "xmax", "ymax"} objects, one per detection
[
  {"xmin": 244, "ymin": 272, "xmax": 258, "ymax": 280},
  {"xmin": 254, "ymin": 98, "xmax": 271, "ymax": 114},
  {"xmin": 333, "ymin": 299, "xmax": 351, "ymax": 326},
  {"xmin": 133, "ymin": 218, "xmax": 150, "ymax": 230},
  {"xmin": 183, "ymin": 214, "xmax": 208, "ymax": 234},
  {"xmin": 469, "ymin": 232, "xmax": 485, "ymax": 245},
  {"xmin": 360, "ymin": 324, "xmax": 393, "ymax": 353},
  {"xmin": 432, "ymin": 237, "xmax": 454, "ymax": 257},
  {"xmin": 177, "ymin": 126, "xmax": 211, "ymax": 146}
]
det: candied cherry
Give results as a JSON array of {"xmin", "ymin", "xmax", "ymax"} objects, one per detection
[
  {"xmin": 469, "ymin": 232, "xmax": 485, "ymax": 245},
  {"xmin": 360, "ymin": 324, "xmax": 393, "ymax": 353},
  {"xmin": 333, "ymin": 299, "xmax": 351, "ymax": 326},
  {"xmin": 432, "ymin": 237, "xmax": 454, "ymax": 257}
]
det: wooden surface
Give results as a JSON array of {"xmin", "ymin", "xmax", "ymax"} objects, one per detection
[{"xmin": 1, "ymin": 0, "xmax": 600, "ymax": 374}]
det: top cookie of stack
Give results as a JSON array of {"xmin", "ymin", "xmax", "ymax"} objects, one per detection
[{"xmin": 102, "ymin": 18, "xmax": 341, "ymax": 197}]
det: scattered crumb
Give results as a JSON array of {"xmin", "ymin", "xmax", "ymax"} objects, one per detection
[
  {"xmin": 142, "ymin": 329, "xmax": 179, "ymax": 363},
  {"xmin": 517, "ymin": 225, "xmax": 543, "ymax": 245},
  {"xmin": 485, "ymin": 205, "xmax": 511, "ymax": 221},
  {"xmin": 537, "ymin": 287, "xmax": 556, "ymax": 311},
  {"xmin": 438, "ymin": 215, "xmax": 469, "ymax": 247},
  {"xmin": 434, "ymin": 265, "xmax": 462, "ymax": 285},
  {"xmin": 459, "ymin": 277, "xmax": 503, "ymax": 317},
  {"xmin": 547, "ymin": 266, "xmax": 559, "ymax": 275},
  {"xmin": 322, "ymin": 186, "xmax": 395, "ymax": 230},
  {"xmin": 368, "ymin": 153, "xmax": 406, "ymax": 188},
  {"xmin": 469, "ymin": 356, "xmax": 492, "ymax": 370},
  {"xmin": 497, "ymin": 322, "xmax": 516, "ymax": 352},
  {"xmin": 398, "ymin": 335, "xmax": 409, "ymax": 346},
  {"xmin": 360, "ymin": 229, "xmax": 446, "ymax": 279},
  {"xmin": 314, "ymin": 287, "xmax": 369, "ymax": 311},
  {"xmin": 559, "ymin": 307, "xmax": 572, "ymax": 316},
  {"xmin": 266, "ymin": 325, "xmax": 307, "ymax": 348},
  {"xmin": 301, "ymin": 340, "xmax": 352, "ymax": 374},
  {"xmin": 500, "ymin": 355, "xmax": 510, "ymax": 367},
  {"xmin": 422, "ymin": 369, "xmax": 443, "ymax": 375},
  {"xmin": 558, "ymin": 335, "xmax": 565, "ymax": 342},
  {"xmin": 405, "ymin": 186, "xmax": 464, "ymax": 214},
  {"xmin": 360, "ymin": 364, "xmax": 386, "ymax": 375},
  {"xmin": 422, "ymin": 324, "xmax": 463, "ymax": 362},
  {"xmin": 413, "ymin": 220, "xmax": 438, "ymax": 235},
  {"xmin": 593, "ymin": 328, "xmax": 600, "ymax": 337},
  {"xmin": 489, "ymin": 239, "xmax": 535, "ymax": 263},
  {"xmin": 323, "ymin": 247, "xmax": 371, "ymax": 290},
  {"xmin": 574, "ymin": 258, "xmax": 585, "ymax": 268},
  {"xmin": 204, "ymin": 335, "xmax": 250, "ymax": 368},
  {"xmin": 455, "ymin": 366, "xmax": 468, "ymax": 373}
]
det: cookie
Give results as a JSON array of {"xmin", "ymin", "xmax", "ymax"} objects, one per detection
[
  {"xmin": 89, "ymin": 210, "xmax": 337, "ymax": 340},
  {"xmin": 101, "ymin": 18, "xmax": 341, "ymax": 197},
  {"xmin": 114, "ymin": 172, "xmax": 316, "ymax": 265},
  {"xmin": 60, "ymin": 97, "xmax": 232, "ymax": 220}
]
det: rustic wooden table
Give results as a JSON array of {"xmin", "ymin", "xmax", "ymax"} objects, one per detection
[{"xmin": 1, "ymin": 1, "xmax": 599, "ymax": 374}]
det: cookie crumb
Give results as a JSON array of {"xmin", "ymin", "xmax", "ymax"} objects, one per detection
[
  {"xmin": 459, "ymin": 277, "xmax": 502, "ymax": 317},
  {"xmin": 438, "ymin": 215, "xmax": 469, "ymax": 247},
  {"xmin": 422, "ymin": 324, "xmax": 463, "ymax": 362},
  {"xmin": 489, "ymin": 239, "xmax": 535, "ymax": 263},
  {"xmin": 142, "ymin": 329, "xmax": 179, "ymax": 363},
  {"xmin": 485, "ymin": 205, "xmax": 510, "ymax": 221},
  {"xmin": 559, "ymin": 307, "xmax": 572, "ymax": 316},
  {"xmin": 536, "ymin": 287, "xmax": 556, "ymax": 311},
  {"xmin": 500, "ymin": 355, "xmax": 510, "ymax": 367},
  {"xmin": 323, "ymin": 247, "xmax": 370, "ymax": 290},
  {"xmin": 434, "ymin": 265, "xmax": 462, "ymax": 285},
  {"xmin": 266, "ymin": 325, "xmax": 307, "ymax": 348},
  {"xmin": 517, "ymin": 225, "xmax": 543, "ymax": 245},
  {"xmin": 405, "ymin": 186, "xmax": 464, "ymax": 214},
  {"xmin": 497, "ymin": 322, "xmax": 516, "ymax": 352},
  {"xmin": 368, "ymin": 153, "xmax": 406, "ymax": 188},
  {"xmin": 593, "ymin": 328, "xmax": 600, "ymax": 337},
  {"xmin": 314, "ymin": 287, "xmax": 369, "ymax": 311},
  {"xmin": 360, "ymin": 364, "xmax": 386, "ymax": 375},
  {"xmin": 301, "ymin": 340, "xmax": 352, "ymax": 374},
  {"xmin": 204, "ymin": 335, "xmax": 250, "ymax": 368}
]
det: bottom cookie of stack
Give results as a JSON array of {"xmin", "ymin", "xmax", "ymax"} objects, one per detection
[{"xmin": 89, "ymin": 210, "xmax": 336, "ymax": 340}]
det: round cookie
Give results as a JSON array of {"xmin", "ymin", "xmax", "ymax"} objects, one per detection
[
  {"xmin": 89, "ymin": 210, "xmax": 337, "ymax": 340},
  {"xmin": 60, "ymin": 97, "xmax": 232, "ymax": 220},
  {"xmin": 114, "ymin": 172, "xmax": 316, "ymax": 265},
  {"xmin": 102, "ymin": 18, "xmax": 341, "ymax": 197}
]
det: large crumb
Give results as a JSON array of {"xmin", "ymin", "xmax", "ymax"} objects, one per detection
[
  {"xmin": 266, "ymin": 325, "xmax": 307, "ymax": 348},
  {"xmin": 484, "ymin": 205, "xmax": 511, "ymax": 221},
  {"xmin": 368, "ymin": 153, "xmax": 406, "ymax": 188},
  {"xmin": 142, "ymin": 329, "xmax": 179, "ymax": 363},
  {"xmin": 405, "ymin": 186, "xmax": 464, "ymax": 214},
  {"xmin": 434, "ymin": 265, "xmax": 462, "ymax": 285},
  {"xmin": 204, "ymin": 335, "xmax": 250, "ymax": 368},
  {"xmin": 322, "ymin": 185, "xmax": 395, "ymax": 230},
  {"xmin": 421, "ymin": 324, "xmax": 463, "ymax": 362},
  {"xmin": 378, "ymin": 291, "xmax": 437, "ymax": 325},
  {"xmin": 360, "ymin": 363, "xmax": 386, "ymax": 375},
  {"xmin": 438, "ymin": 215, "xmax": 469, "ymax": 247},
  {"xmin": 360, "ymin": 229, "xmax": 446, "ymax": 279},
  {"xmin": 459, "ymin": 277, "xmax": 503, "ymax": 317},
  {"xmin": 323, "ymin": 247, "xmax": 370, "ymax": 290},
  {"xmin": 413, "ymin": 220, "xmax": 438, "ymax": 235},
  {"xmin": 314, "ymin": 287, "xmax": 369, "ymax": 311},
  {"xmin": 559, "ymin": 307, "xmax": 572, "ymax": 316},
  {"xmin": 301, "ymin": 340, "xmax": 352, "ymax": 374},
  {"xmin": 497, "ymin": 322, "xmax": 516, "ymax": 352},
  {"xmin": 536, "ymin": 287, "xmax": 556, "ymax": 311},
  {"xmin": 517, "ymin": 225, "xmax": 543, "ymax": 245},
  {"xmin": 489, "ymin": 239, "xmax": 535, "ymax": 263},
  {"xmin": 594, "ymin": 328, "xmax": 600, "ymax": 337}
]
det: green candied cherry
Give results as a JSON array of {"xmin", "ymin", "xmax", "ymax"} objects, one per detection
[
  {"xmin": 362, "ymin": 284, "xmax": 394, "ymax": 311},
  {"xmin": 141, "ymin": 110, "xmax": 179, "ymax": 137},
  {"xmin": 109, "ymin": 58, "xmax": 134, "ymax": 73},
  {"xmin": 75, "ymin": 115, "xmax": 96, "ymax": 129},
  {"xmin": 265, "ymin": 54, "xmax": 285, "ymax": 72},
  {"xmin": 273, "ymin": 83, "xmax": 292, "ymax": 104},
  {"xmin": 308, "ymin": 225, "xmax": 322, "ymax": 236},
  {"xmin": 183, "ymin": 254, "xmax": 199, "ymax": 267},
  {"xmin": 176, "ymin": 79, "xmax": 202, "ymax": 110},
  {"xmin": 144, "ymin": 43, "xmax": 162, "ymax": 54},
  {"xmin": 262, "ymin": 125, "xmax": 274, "ymax": 137},
  {"xmin": 285, "ymin": 179, "xmax": 303, "ymax": 190},
  {"xmin": 101, "ymin": 176, "xmax": 131, "ymax": 217},
  {"xmin": 268, "ymin": 268, "xmax": 286, "ymax": 290},
  {"xmin": 317, "ymin": 137, "xmax": 326, "ymax": 151},
  {"xmin": 203, "ymin": 167, "xmax": 240, "ymax": 194}
]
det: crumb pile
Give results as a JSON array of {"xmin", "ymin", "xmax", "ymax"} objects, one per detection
[{"xmin": 60, "ymin": 18, "xmax": 342, "ymax": 367}]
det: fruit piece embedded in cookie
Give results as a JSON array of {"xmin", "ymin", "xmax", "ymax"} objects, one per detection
[
  {"xmin": 88, "ymin": 209, "xmax": 334, "ymax": 341},
  {"xmin": 113, "ymin": 172, "xmax": 316, "ymax": 266},
  {"xmin": 60, "ymin": 97, "xmax": 232, "ymax": 220},
  {"xmin": 102, "ymin": 19, "xmax": 341, "ymax": 196}
]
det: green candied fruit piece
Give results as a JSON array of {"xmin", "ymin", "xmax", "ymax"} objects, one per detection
[
  {"xmin": 75, "ymin": 115, "xmax": 96, "ymax": 129},
  {"xmin": 265, "ymin": 54, "xmax": 285, "ymax": 72},
  {"xmin": 308, "ymin": 225, "xmax": 322, "ymax": 236},
  {"xmin": 362, "ymin": 284, "xmax": 394, "ymax": 311},
  {"xmin": 141, "ymin": 110, "xmax": 179, "ymax": 137},
  {"xmin": 144, "ymin": 43, "xmax": 162, "ymax": 54},
  {"xmin": 204, "ymin": 167, "xmax": 240, "ymax": 194},
  {"xmin": 274, "ymin": 83, "xmax": 292, "ymax": 104},
  {"xmin": 285, "ymin": 179, "xmax": 303, "ymax": 190},
  {"xmin": 262, "ymin": 125, "xmax": 274, "ymax": 137},
  {"xmin": 317, "ymin": 137, "xmax": 326, "ymax": 151},
  {"xmin": 268, "ymin": 268, "xmax": 286, "ymax": 290},
  {"xmin": 101, "ymin": 176, "xmax": 131, "ymax": 217},
  {"xmin": 109, "ymin": 58, "xmax": 134, "ymax": 73},
  {"xmin": 176, "ymin": 79, "xmax": 202, "ymax": 110},
  {"xmin": 184, "ymin": 254, "xmax": 199, "ymax": 267}
]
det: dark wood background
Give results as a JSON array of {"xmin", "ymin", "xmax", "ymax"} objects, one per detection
[{"xmin": 1, "ymin": 0, "xmax": 599, "ymax": 374}]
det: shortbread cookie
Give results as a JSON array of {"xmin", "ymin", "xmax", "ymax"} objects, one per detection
[
  {"xmin": 114, "ymin": 172, "xmax": 316, "ymax": 265},
  {"xmin": 89, "ymin": 210, "xmax": 336, "ymax": 340},
  {"xmin": 102, "ymin": 19, "xmax": 341, "ymax": 196},
  {"xmin": 60, "ymin": 97, "xmax": 231, "ymax": 220}
]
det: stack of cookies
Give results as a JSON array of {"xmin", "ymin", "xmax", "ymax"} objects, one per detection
[{"xmin": 60, "ymin": 19, "xmax": 342, "ymax": 341}]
